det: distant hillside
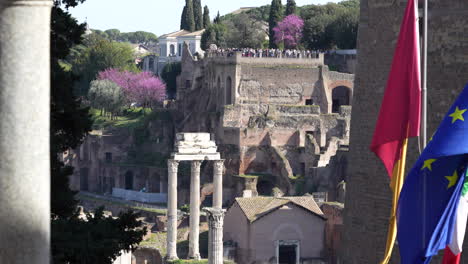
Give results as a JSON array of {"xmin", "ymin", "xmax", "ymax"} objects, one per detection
[{"xmin": 218, "ymin": 0, "xmax": 359, "ymax": 50}]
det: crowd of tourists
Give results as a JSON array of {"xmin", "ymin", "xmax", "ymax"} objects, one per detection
[{"xmin": 209, "ymin": 48, "xmax": 321, "ymax": 59}]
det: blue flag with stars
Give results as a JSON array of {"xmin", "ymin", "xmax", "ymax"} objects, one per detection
[{"xmin": 397, "ymin": 84, "xmax": 468, "ymax": 263}]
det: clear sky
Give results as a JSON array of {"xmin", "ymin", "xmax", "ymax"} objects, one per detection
[{"xmin": 69, "ymin": 0, "xmax": 341, "ymax": 37}]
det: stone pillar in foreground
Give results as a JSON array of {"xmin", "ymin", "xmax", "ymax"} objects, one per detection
[
  {"xmin": 166, "ymin": 159, "xmax": 179, "ymax": 260},
  {"xmin": 204, "ymin": 208, "xmax": 226, "ymax": 264},
  {"xmin": 213, "ymin": 160, "xmax": 224, "ymax": 209},
  {"xmin": 188, "ymin": 160, "xmax": 202, "ymax": 260},
  {"xmin": 0, "ymin": 0, "xmax": 52, "ymax": 263}
]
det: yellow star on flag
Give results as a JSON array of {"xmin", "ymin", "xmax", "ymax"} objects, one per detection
[
  {"xmin": 445, "ymin": 170, "xmax": 459, "ymax": 189},
  {"xmin": 421, "ymin": 159, "xmax": 437, "ymax": 171},
  {"xmin": 449, "ymin": 106, "xmax": 467, "ymax": 123}
]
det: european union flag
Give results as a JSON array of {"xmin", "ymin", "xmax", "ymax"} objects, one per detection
[{"xmin": 397, "ymin": 84, "xmax": 468, "ymax": 263}]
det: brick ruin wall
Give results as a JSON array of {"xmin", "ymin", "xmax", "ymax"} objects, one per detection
[{"xmin": 342, "ymin": 0, "xmax": 468, "ymax": 263}]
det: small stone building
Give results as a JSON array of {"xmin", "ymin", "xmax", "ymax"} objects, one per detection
[{"xmin": 224, "ymin": 196, "xmax": 326, "ymax": 264}]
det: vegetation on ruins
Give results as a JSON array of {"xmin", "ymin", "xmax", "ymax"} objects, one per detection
[
  {"xmin": 70, "ymin": 36, "xmax": 139, "ymax": 95},
  {"xmin": 51, "ymin": 0, "xmax": 147, "ymax": 263},
  {"xmin": 89, "ymin": 79, "xmax": 125, "ymax": 119},
  {"xmin": 201, "ymin": 23, "xmax": 227, "ymax": 49},
  {"xmin": 268, "ymin": 0, "xmax": 284, "ymax": 48},
  {"xmin": 214, "ymin": 0, "xmax": 358, "ymax": 50},
  {"xmin": 273, "ymin": 14, "xmax": 304, "ymax": 49},
  {"xmin": 224, "ymin": 13, "xmax": 266, "ymax": 48},
  {"xmin": 161, "ymin": 62, "xmax": 182, "ymax": 99},
  {"xmin": 203, "ymin": 5, "xmax": 211, "ymax": 28},
  {"xmin": 97, "ymin": 68, "xmax": 166, "ymax": 110},
  {"xmin": 285, "ymin": 0, "xmax": 297, "ymax": 16},
  {"xmin": 193, "ymin": 0, "xmax": 203, "ymax": 31}
]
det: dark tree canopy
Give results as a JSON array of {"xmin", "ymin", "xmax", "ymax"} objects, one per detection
[
  {"xmin": 203, "ymin": 5, "xmax": 211, "ymax": 28},
  {"xmin": 285, "ymin": 0, "xmax": 297, "ymax": 15},
  {"xmin": 193, "ymin": 0, "xmax": 203, "ymax": 30},
  {"xmin": 161, "ymin": 62, "xmax": 182, "ymax": 99},
  {"xmin": 214, "ymin": 11, "xmax": 221, "ymax": 24},
  {"xmin": 268, "ymin": 0, "xmax": 283, "ymax": 48},
  {"xmin": 51, "ymin": 2, "xmax": 146, "ymax": 263},
  {"xmin": 182, "ymin": 0, "xmax": 195, "ymax": 31},
  {"xmin": 180, "ymin": 5, "xmax": 188, "ymax": 30},
  {"xmin": 224, "ymin": 13, "xmax": 266, "ymax": 48},
  {"xmin": 201, "ymin": 23, "xmax": 227, "ymax": 50}
]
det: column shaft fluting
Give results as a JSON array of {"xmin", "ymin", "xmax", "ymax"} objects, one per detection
[
  {"xmin": 188, "ymin": 160, "xmax": 202, "ymax": 259},
  {"xmin": 205, "ymin": 208, "xmax": 226, "ymax": 264},
  {"xmin": 0, "ymin": 1, "xmax": 52, "ymax": 263},
  {"xmin": 213, "ymin": 160, "xmax": 224, "ymax": 209},
  {"xmin": 166, "ymin": 159, "xmax": 179, "ymax": 260}
]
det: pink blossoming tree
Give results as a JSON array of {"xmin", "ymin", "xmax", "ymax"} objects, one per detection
[
  {"xmin": 273, "ymin": 14, "xmax": 304, "ymax": 49},
  {"xmin": 97, "ymin": 68, "xmax": 166, "ymax": 110}
]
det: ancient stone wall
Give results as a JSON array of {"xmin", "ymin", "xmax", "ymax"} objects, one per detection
[{"xmin": 343, "ymin": 0, "xmax": 468, "ymax": 263}]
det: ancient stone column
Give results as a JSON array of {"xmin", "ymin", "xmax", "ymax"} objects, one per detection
[
  {"xmin": 188, "ymin": 160, "xmax": 202, "ymax": 260},
  {"xmin": 213, "ymin": 160, "xmax": 224, "ymax": 209},
  {"xmin": 0, "ymin": 1, "xmax": 52, "ymax": 263},
  {"xmin": 204, "ymin": 208, "xmax": 226, "ymax": 264},
  {"xmin": 166, "ymin": 159, "xmax": 179, "ymax": 260}
]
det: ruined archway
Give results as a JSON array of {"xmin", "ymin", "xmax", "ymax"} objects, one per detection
[
  {"xmin": 331, "ymin": 86, "xmax": 351, "ymax": 113},
  {"xmin": 226, "ymin": 76, "xmax": 232, "ymax": 105}
]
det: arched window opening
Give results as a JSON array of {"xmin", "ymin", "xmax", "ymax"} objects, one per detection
[
  {"xmin": 170, "ymin": 44, "xmax": 175, "ymax": 56},
  {"xmin": 332, "ymin": 86, "xmax": 351, "ymax": 113}
]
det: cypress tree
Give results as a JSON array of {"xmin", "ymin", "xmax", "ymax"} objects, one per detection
[
  {"xmin": 269, "ymin": 0, "xmax": 283, "ymax": 48},
  {"xmin": 214, "ymin": 11, "xmax": 221, "ymax": 24},
  {"xmin": 285, "ymin": 0, "xmax": 297, "ymax": 15},
  {"xmin": 193, "ymin": 0, "xmax": 203, "ymax": 30},
  {"xmin": 185, "ymin": 0, "xmax": 195, "ymax": 31},
  {"xmin": 203, "ymin": 5, "xmax": 211, "ymax": 28},
  {"xmin": 180, "ymin": 0, "xmax": 196, "ymax": 31},
  {"xmin": 180, "ymin": 6, "xmax": 187, "ymax": 30}
]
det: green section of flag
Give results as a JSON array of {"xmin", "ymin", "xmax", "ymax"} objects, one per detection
[{"xmin": 462, "ymin": 173, "xmax": 468, "ymax": 196}]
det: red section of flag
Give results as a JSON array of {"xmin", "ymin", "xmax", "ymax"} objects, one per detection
[
  {"xmin": 442, "ymin": 246, "xmax": 461, "ymax": 264},
  {"xmin": 370, "ymin": 0, "xmax": 421, "ymax": 178}
]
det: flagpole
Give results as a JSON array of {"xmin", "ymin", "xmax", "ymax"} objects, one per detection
[{"xmin": 422, "ymin": 0, "xmax": 428, "ymax": 148}]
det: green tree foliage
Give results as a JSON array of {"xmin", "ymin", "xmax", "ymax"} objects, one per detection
[
  {"xmin": 301, "ymin": 0, "xmax": 359, "ymax": 50},
  {"xmin": 89, "ymin": 80, "xmax": 125, "ymax": 118},
  {"xmin": 180, "ymin": 5, "xmax": 188, "ymax": 30},
  {"xmin": 72, "ymin": 39, "xmax": 138, "ymax": 95},
  {"xmin": 203, "ymin": 5, "xmax": 211, "ymax": 28},
  {"xmin": 193, "ymin": 0, "xmax": 203, "ymax": 30},
  {"xmin": 214, "ymin": 11, "xmax": 221, "ymax": 24},
  {"xmin": 224, "ymin": 13, "xmax": 266, "ymax": 48},
  {"xmin": 50, "ymin": 5, "xmax": 92, "ymax": 219},
  {"xmin": 161, "ymin": 62, "xmax": 182, "ymax": 99},
  {"xmin": 201, "ymin": 23, "xmax": 227, "ymax": 50},
  {"xmin": 181, "ymin": 0, "xmax": 196, "ymax": 31},
  {"xmin": 269, "ymin": 0, "xmax": 283, "ymax": 48},
  {"xmin": 52, "ymin": 208, "xmax": 146, "ymax": 264},
  {"xmin": 285, "ymin": 0, "xmax": 297, "ymax": 15},
  {"xmin": 104, "ymin": 29, "xmax": 120, "ymax": 41}
]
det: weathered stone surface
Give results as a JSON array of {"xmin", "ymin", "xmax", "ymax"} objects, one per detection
[
  {"xmin": 0, "ymin": 1, "xmax": 52, "ymax": 263},
  {"xmin": 342, "ymin": 1, "xmax": 468, "ymax": 263}
]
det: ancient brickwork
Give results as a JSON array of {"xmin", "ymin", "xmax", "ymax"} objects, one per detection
[
  {"xmin": 176, "ymin": 44, "xmax": 355, "ymax": 203},
  {"xmin": 342, "ymin": 1, "xmax": 468, "ymax": 263}
]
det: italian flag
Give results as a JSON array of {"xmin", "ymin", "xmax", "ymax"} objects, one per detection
[{"xmin": 443, "ymin": 176, "xmax": 468, "ymax": 264}]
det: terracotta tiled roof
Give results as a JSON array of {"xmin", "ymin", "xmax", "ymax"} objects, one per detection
[{"xmin": 235, "ymin": 196, "xmax": 325, "ymax": 223}]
